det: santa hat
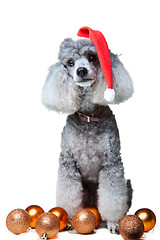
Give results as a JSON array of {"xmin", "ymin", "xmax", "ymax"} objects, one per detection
[{"xmin": 77, "ymin": 26, "xmax": 115, "ymax": 102}]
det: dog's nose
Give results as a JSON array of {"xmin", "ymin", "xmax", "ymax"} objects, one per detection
[{"xmin": 76, "ymin": 67, "xmax": 88, "ymax": 77}]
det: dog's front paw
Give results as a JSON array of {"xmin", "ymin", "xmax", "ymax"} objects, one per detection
[{"xmin": 107, "ymin": 222, "xmax": 119, "ymax": 234}]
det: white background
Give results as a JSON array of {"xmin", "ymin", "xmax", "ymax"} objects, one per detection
[{"xmin": 0, "ymin": 0, "xmax": 160, "ymax": 239}]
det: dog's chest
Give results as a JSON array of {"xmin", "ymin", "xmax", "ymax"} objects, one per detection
[
  {"xmin": 62, "ymin": 122, "xmax": 106, "ymax": 179},
  {"xmin": 75, "ymin": 132, "xmax": 103, "ymax": 179}
]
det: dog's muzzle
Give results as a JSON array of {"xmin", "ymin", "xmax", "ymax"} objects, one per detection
[{"xmin": 75, "ymin": 66, "xmax": 96, "ymax": 87}]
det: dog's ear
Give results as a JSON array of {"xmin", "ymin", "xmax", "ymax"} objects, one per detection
[
  {"xmin": 111, "ymin": 52, "xmax": 134, "ymax": 103},
  {"xmin": 41, "ymin": 62, "xmax": 79, "ymax": 114}
]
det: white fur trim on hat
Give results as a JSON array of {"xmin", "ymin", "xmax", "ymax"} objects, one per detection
[{"xmin": 104, "ymin": 88, "xmax": 115, "ymax": 102}]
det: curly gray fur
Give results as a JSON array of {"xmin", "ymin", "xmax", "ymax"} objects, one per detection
[{"xmin": 41, "ymin": 38, "xmax": 133, "ymax": 234}]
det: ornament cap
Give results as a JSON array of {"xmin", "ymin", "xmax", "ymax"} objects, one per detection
[
  {"xmin": 39, "ymin": 233, "xmax": 47, "ymax": 240},
  {"xmin": 104, "ymin": 88, "xmax": 115, "ymax": 102}
]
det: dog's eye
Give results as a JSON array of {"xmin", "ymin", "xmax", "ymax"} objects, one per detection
[
  {"xmin": 67, "ymin": 59, "xmax": 75, "ymax": 67},
  {"xmin": 88, "ymin": 54, "xmax": 97, "ymax": 62}
]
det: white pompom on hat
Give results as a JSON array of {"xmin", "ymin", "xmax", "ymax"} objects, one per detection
[{"xmin": 77, "ymin": 26, "xmax": 115, "ymax": 102}]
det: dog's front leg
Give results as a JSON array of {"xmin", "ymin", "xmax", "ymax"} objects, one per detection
[
  {"xmin": 56, "ymin": 153, "xmax": 83, "ymax": 219},
  {"xmin": 97, "ymin": 161, "xmax": 130, "ymax": 234}
]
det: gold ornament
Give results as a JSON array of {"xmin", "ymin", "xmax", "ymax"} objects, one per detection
[
  {"xmin": 119, "ymin": 215, "xmax": 144, "ymax": 240},
  {"xmin": 35, "ymin": 212, "xmax": 60, "ymax": 238},
  {"xmin": 25, "ymin": 205, "xmax": 44, "ymax": 228},
  {"xmin": 72, "ymin": 209, "xmax": 96, "ymax": 234},
  {"xmin": 6, "ymin": 209, "xmax": 31, "ymax": 235},
  {"xmin": 48, "ymin": 207, "xmax": 69, "ymax": 231},
  {"xmin": 84, "ymin": 206, "xmax": 101, "ymax": 227},
  {"xmin": 135, "ymin": 208, "xmax": 156, "ymax": 232}
]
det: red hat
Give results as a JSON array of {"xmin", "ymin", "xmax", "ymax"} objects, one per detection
[{"xmin": 77, "ymin": 26, "xmax": 115, "ymax": 102}]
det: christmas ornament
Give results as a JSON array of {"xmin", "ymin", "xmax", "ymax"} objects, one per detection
[
  {"xmin": 35, "ymin": 212, "xmax": 60, "ymax": 239},
  {"xmin": 119, "ymin": 215, "xmax": 144, "ymax": 240},
  {"xmin": 48, "ymin": 207, "xmax": 69, "ymax": 231},
  {"xmin": 135, "ymin": 208, "xmax": 156, "ymax": 232},
  {"xmin": 72, "ymin": 209, "xmax": 96, "ymax": 234},
  {"xmin": 6, "ymin": 209, "xmax": 31, "ymax": 235},
  {"xmin": 25, "ymin": 205, "xmax": 45, "ymax": 228},
  {"xmin": 77, "ymin": 26, "xmax": 115, "ymax": 102},
  {"xmin": 84, "ymin": 206, "xmax": 101, "ymax": 227}
]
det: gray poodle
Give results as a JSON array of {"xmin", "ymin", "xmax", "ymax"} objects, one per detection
[{"xmin": 41, "ymin": 38, "xmax": 133, "ymax": 234}]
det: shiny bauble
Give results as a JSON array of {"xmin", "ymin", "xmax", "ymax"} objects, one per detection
[
  {"xmin": 135, "ymin": 208, "xmax": 156, "ymax": 232},
  {"xmin": 49, "ymin": 207, "xmax": 69, "ymax": 231},
  {"xmin": 84, "ymin": 206, "xmax": 101, "ymax": 227},
  {"xmin": 6, "ymin": 209, "xmax": 31, "ymax": 235},
  {"xmin": 72, "ymin": 209, "xmax": 96, "ymax": 234},
  {"xmin": 119, "ymin": 215, "xmax": 144, "ymax": 240},
  {"xmin": 35, "ymin": 212, "xmax": 60, "ymax": 238},
  {"xmin": 25, "ymin": 205, "xmax": 44, "ymax": 228}
]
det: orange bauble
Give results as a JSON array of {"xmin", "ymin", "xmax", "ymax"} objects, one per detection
[
  {"xmin": 135, "ymin": 208, "xmax": 156, "ymax": 232},
  {"xmin": 72, "ymin": 209, "xmax": 96, "ymax": 234},
  {"xmin": 6, "ymin": 209, "xmax": 31, "ymax": 235},
  {"xmin": 25, "ymin": 205, "xmax": 44, "ymax": 228},
  {"xmin": 35, "ymin": 212, "xmax": 60, "ymax": 238},
  {"xmin": 119, "ymin": 215, "xmax": 144, "ymax": 240},
  {"xmin": 84, "ymin": 206, "xmax": 101, "ymax": 227},
  {"xmin": 49, "ymin": 207, "xmax": 69, "ymax": 231}
]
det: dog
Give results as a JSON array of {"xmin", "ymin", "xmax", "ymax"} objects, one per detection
[{"xmin": 41, "ymin": 37, "xmax": 133, "ymax": 234}]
